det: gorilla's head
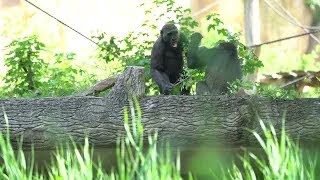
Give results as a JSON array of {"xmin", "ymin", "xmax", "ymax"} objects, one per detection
[
  {"xmin": 161, "ymin": 23, "xmax": 180, "ymax": 49},
  {"xmin": 190, "ymin": 32, "xmax": 203, "ymax": 43}
]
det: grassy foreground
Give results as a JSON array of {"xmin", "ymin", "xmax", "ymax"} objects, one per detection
[{"xmin": 0, "ymin": 99, "xmax": 317, "ymax": 179}]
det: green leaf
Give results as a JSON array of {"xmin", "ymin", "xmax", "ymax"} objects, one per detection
[{"xmin": 207, "ymin": 24, "xmax": 215, "ymax": 32}]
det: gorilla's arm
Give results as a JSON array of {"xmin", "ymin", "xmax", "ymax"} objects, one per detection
[
  {"xmin": 187, "ymin": 48, "xmax": 208, "ymax": 69},
  {"xmin": 187, "ymin": 33, "xmax": 206, "ymax": 69}
]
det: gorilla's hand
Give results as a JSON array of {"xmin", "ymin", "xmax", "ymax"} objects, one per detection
[{"xmin": 162, "ymin": 82, "xmax": 174, "ymax": 95}]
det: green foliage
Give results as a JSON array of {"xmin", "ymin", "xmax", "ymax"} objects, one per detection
[
  {"xmin": 39, "ymin": 52, "xmax": 90, "ymax": 97},
  {"xmin": 3, "ymin": 36, "xmax": 47, "ymax": 96},
  {"xmin": 224, "ymin": 119, "xmax": 316, "ymax": 180},
  {"xmin": 259, "ymin": 45, "xmax": 320, "ymax": 74},
  {"xmin": 182, "ymin": 68, "xmax": 205, "ymax": 94},
  {"xmin": 300, "ymin": 45, "xmax": 320, "ymax": 70},
  {"xmin": 92, "ymin": 31, "xmax": 156, "ymax": 94},
  {"xmin": 258, "ymin": 85, "xmax": 299, "ymax": 99},
  {"xmin": 306, "ymin": 0, "xmax": 320, "ymax": 22},
  {"xmin": 306, "ymin": 0, "xmax": 320, "ymax": 10},
  {"xmin": 227, "ymin": 79, "xmax": 256, "ymax": 95},
  {"xmin": 92, "ymin": 31, "xmax": 153, "ymax": 74},
  {"xmin": 301, "ymin": 86, "xmax": 320, "ymax": 98},
  {"xmin": 2, "ymin": 36, "xmax": 93, "ymax": 97},
  {"xmin": 228, "ymin": 79, "xmax": 299, "ymax": 99}
]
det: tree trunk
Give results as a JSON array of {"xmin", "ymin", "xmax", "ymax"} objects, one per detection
[
  {"xmin": 244, "ymin": 0, "xmax": 261, "ymax": 53},
  {"xmin": 1, "ymin": 67, "xmax": 320, "ymax": 150},
  {"xmin": 244, "ymin": 0, "xmax": 261, "ymax": 81}
]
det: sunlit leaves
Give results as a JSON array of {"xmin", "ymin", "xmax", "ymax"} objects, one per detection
[
  {"xmin": 3, "ymin": 36, "xmax": 47, "ymax": 96},
  {"xmin": 2, "ymin": 35, "xmax": 90, "ymax": 97}
]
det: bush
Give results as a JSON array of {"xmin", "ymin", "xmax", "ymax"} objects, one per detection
[{"xmin": 2, "ymin": 36, "xmax": 93, "ymax": 97}]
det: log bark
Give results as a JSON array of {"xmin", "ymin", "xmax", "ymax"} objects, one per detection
[
  {"xmin": 78, "ymin": 75, "xmax": 119, "ymax": 96},
  {"xmin": 0, "ymin": 66, "xmax": 320, "ymax": 150}
]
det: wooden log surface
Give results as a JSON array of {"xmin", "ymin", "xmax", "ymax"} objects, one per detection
[{"xmin": 0, "ymin": 67, "xmax": 320, "ymax": 150}]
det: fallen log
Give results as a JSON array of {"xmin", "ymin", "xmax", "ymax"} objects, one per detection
[
  {"xmin": 0, "ymin": 66, "xmax": 320, "ymax": 150},
  {"xmin": 78, "ymin": 74, "xmax": 119, "ymax": 96}
]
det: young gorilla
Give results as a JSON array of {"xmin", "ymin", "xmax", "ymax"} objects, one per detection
[
  {"xmin": 187, "ymin": 32, "xmax": 243, "ymax": 95},
  {"xmin": 150, "ymin": 23, "xmax": 185, "ymax": 95}
]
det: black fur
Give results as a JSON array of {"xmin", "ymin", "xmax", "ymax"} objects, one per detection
[{"xmin": 150, "ymin": 24, "xmax": 184, "ymax": 95}]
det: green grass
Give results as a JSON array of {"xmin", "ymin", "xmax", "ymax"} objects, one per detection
[
  {"xmin": 223, "ymin": 119, "xmax": 316, "ymax": 180},
  {"xmin": 0, "ymin": 100, "xmax": 317, "ymax": 179}
]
